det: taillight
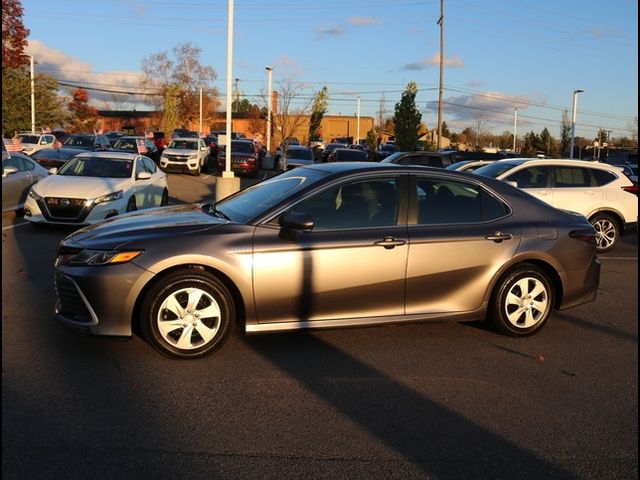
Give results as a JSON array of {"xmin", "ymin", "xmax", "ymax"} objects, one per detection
[
  {"xmin": 569, "ymin": 228, "xmax": 597, "ymax": 244},
  {"xmin": 622, "ymin": 184, "xmax": 638, "ymax": 195}
]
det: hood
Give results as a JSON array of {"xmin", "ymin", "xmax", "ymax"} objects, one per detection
[
  {"xmin": 163, "ymin": 147, "xmax": 199, "ymax": 155},
  {"xmin": 63, "ymin": 204, "xmax": 229, "ymax": 250},
  {"xmin": 33, "ymin": 175, "xmax": 130, "ymax": 199}
]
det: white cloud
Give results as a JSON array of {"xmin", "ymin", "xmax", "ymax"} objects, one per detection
[
  {"xmin": 425, "ymin": 91, "xmax": 545, "ymax": 126},
  {"xmin": 25, "ymin": 39, "xmax": 148, "ymax": 108},
  {"xmin": 348, "ymin": 16, "xmax": 381, "ymax": 27},
  {"xmin": 400, "ymin": 53, "xmax": 464, "ymax": 71}
]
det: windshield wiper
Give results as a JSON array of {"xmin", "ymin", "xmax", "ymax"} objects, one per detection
[{"xmin": 206, "ymin": 204, "xmax": 231, "ymax": 221}]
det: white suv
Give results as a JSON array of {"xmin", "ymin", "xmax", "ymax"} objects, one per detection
[
  {"xmin": 159, "ymin": 137, "xmax": 209, "ymax": 175},
  {"xmin": 475, "ymin": 158, "xmax": 638, "ymax": 252},
  {"xmin": 14, "ymin": 132, "xmax": 56, "ymax": 155}
]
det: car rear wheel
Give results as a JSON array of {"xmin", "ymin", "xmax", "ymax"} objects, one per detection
[
  {"xmin": 489, "ymin": 265, "xmax": 554, "ymax": 336},
  {"xmin": 590, "ymin": 213, "xmax": 619, "ymax": 253},
  {"xmin": 140, "ymin": 269, "xmax": 234, "ymax": 359}
]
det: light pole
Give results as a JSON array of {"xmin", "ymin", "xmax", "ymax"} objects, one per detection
[
  {"xmin": 265, "ymin": 66, "xmax": 273, "ymax": 153},
  {"xmin": 23, "ymin": 54, "xmax": 35, "ymax": 133},
  {"xmin": 569, "ymin": 89, "xmax": 585, "ymax": 159},
  {"xmin": 513, "ymin": 108, "xmax": 518, "ymax": 153},
  {"xmin": 223, "ymin": 0, "xmax": 235, "ymax": 178},
  {"xmin": 356, "ymin": 96, "xmax": 361, "ymax": 145}
]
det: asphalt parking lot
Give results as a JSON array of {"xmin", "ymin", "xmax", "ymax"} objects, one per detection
[{"xmin": 2, "ymin": 170, "xmax": 638, "ymax": 479}]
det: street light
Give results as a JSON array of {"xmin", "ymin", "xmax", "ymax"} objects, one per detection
[
  {"xmin": 569, "ymin": 89, "xmax": 585, "ymax": 159},
  {"xmin": 265, "ymin": 66, "xmax": 273, "ymax": 153},
  {"xmin": 223, "ymin": 0, "xmax": 235, "ymax": 178},
  {"xmin": 22, "ymin": 54, "xmax": 35, "ymax": 133}
]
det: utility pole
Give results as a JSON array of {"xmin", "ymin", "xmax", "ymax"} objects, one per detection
[
  {"xmin": 234, "ymin": 78, "xmax": 240, "ymax": 113},
  {"xmin": 356, "ymin": 96, "xmax": 361, "ymax": 145},
  {"xmin": 436, "ymin": 0, "xmax": 445, "ymax": 150},
  {"xmin": 265, "ymin": 66, "xmax": 273, "ymax": 153},
  {"xmin": 198, "ymin": 87, "xmax": 203, "ymax": 135},
  {"xmin": 513, "ymin": 108, "xmax": 518, "ymax": 153}
]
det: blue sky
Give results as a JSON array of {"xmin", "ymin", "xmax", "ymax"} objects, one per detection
[{"xmin": 21, "ymin": 0, "xmax": 638, "ymax": 139}]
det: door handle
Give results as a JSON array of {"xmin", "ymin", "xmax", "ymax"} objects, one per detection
[
  {"xmin": 374, "ymin": 236, "xmax": 407, "ymax": 249},
  {"xmin": 485, "ymin": 232, "xmax": 513, "ymax": 242}
]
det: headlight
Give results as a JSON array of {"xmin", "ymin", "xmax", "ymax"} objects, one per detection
[
  {"xmin": 28, "ymin": 189, "xmax": 42, "ymax": 201},
  {"xmin": 93, "ymin": 190, "xmax": 123, "ymax": 204},
  {"xmin": 69, "ymin": 249, "xmax": 143, "ymax": 266},
  {"xmin": 188, "ymin": 154, "xmax": 198, "ymax": 160}
]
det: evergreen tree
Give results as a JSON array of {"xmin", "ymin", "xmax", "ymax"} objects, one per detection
[
  {"xmin": 308, "ymin": 86, "xmax": 328, "ymax": 143},
  {"xmin": 393, "ymin": 81, "xmax": 421, "ymax": 151}
]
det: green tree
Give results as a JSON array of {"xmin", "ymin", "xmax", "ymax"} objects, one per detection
[
  {"xmin": 2, "ymin": 67, "xmax": 67, "ymax": 135},
  {"xmin": 160, "ymin": 84, "xmax": 181, "ymax": 138},
  {"xmin": 539, "ymin": 128, "xmax": 554, "ymax": 155},
  {"xmin": 440, "ymin": 121, "xmax": 451, "ymax": 139},
  {"xmin": 67, "ymin": 88, "xmax": 98, "ymax": 132},
  {"xmin": 308, "ymin": 86, "xmax": 328, "ymax": 143},
  {"xmin": 393, "ymin": 81, "xmax": 421, "ymax": 151},
  {"xmin": 2, "ymin": 0, "xmax": 30, "ymax": 68},
  {"xmin": 559, "ymin": 109, "xmax": 571, "ymax": 157}
]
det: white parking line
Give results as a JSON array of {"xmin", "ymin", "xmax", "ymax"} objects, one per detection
[{"xmin": 2, "ymin": 221, "xmax": 30, "ymax": 231}]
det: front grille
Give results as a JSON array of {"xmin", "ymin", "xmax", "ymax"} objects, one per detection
[
  {"xmin": 165, "ymin": 155, "xmax": 189, "ymax": 162},
  {"xmin": 39, "ymin": 198, "xmax": 92, "ymax": 223},
  {"xmin": 45, "ymin": 197, "xmax": 85, "ymax": 218},
  {"xmin": 55, "ymin": 274, "xmax": 93, "ymax": 323}
]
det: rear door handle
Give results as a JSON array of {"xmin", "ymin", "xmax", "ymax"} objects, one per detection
[
  {"xmin": 485, "ymin": 232, "xmax": 513, "ymax": 242},
  {"xmin": 374, "ymin": 236, "xmax": 407, "ymax": 249}
]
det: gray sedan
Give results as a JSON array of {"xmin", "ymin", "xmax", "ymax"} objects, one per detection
[
  {"xmin": 54, "ymin": 163, "xmax": 600, "ymax": 359},
  {"xmin": 2, "ymin": 151, "xmax": 50, "ymax": 213}
]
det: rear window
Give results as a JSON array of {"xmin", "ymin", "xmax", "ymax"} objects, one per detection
[
  {"xmin": 591, "ymin": 168, "xmax": 618, "ymax": 186},
  {"xmin": 17, "ymin": 135, "xmax": 40, "ymax": 144},
  {"xmin": 475, "ymin": 161, "xmax": 521, "ymax": 178},
  {"xmin": 231, "ymin": 141, "xmax": 255, "ymax": 154},
  {"xmin": 336, "ymin": 149, "xmax": 367, "ymax": 161}
]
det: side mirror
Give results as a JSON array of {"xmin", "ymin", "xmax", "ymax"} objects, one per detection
[
  {"xmin": 3, "ymin": 166, "xmax": 18, "ymax": 177},
  {"xmin": 137, "ymin": 171, "xmax": 152, "ymax": 180},
  {"xmin": 48, "ymin": 167, "xmax": 58, "ymax": 175},
  {"xmin": 279, "ymin": 211, "xmax": 314, "ymax": 231}
]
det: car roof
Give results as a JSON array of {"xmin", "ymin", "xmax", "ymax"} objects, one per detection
[
  {"xmin": 499, "ymin": 158, "xmax": 624, "ymax": 170},
  {"xmin": 75, "ymin": 151, "xmax": 139, "ymax": 159}
]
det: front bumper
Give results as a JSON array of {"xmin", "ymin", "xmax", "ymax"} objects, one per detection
[
  {"xmin": 24, "ymin": 195, "xmax": 128, "ymax": 225},
  {"xmin": 160, "ymin": 157, "xmax": 200, "ymax": 173},
  {"xmin": 54, "ymin": 262, "xmax": 154, "ymax": 337}
]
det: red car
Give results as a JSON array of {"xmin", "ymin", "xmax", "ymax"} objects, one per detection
[{"xmin": 217, "ymin": 140, "xmax": 259, "ymax": 177}]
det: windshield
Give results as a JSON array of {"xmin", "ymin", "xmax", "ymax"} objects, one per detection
[
  {"xmin": 216, "ymin": 168, "xmax": 327, "ymax": 223},
  {"xmin": 17, "ymin": 135, "xmax": 39, "ymax": 144},
  {"xmin": 112, "ymin": 138, "xmax": 140, "ymax": 151},
  {"xmin": 474, "ymin": 161, "xmax": 521, "ymax": 178},
  {"xmin": 57, "ymin": 156, "xmax": 134, "ymax": 178},
  {"xmin": 381, "ymin": 152, "xmax": 405, "ymax": 163},
  {"xmin": 286, "ymin": 148, "xmax": 314, "ymax": 160},
  {"xmin": 63, "ymin": 136, "xmax": 94, "ymax": 148},
  {"xmin": 169, "ymin": 140, "xmax": 198, "ymax": 150}
]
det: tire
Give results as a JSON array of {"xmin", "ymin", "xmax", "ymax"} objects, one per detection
[
  {"xmin": 160, "ymin": 189, "xmax": 169, "ymax": 206},
  {"xmin": 140, "ymin": 269, "xmax": 235, "ymax": 359},
  {"xmin": 192, "ymin": 163, "xmax": 201, "ymax": 176},
  {"xmin": 590, "ymin": 213, "xmax": 619, "ymax": 253},
  {"xmin": 488, "ymin": 265, "xmax": 554, "ymax": 336},
  {"xmin": 126, "ymin": 196, "xmax": 137, "ymax": 212}
]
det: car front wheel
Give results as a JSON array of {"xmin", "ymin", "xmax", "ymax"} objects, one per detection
[
  {"xmin": 140, "ymin": 269, "xmax": 234, "ymax": 359},
  {"xmin": 590, "ymin": 213, "xmax": 619, "ymax": 253},
  {"xmin": 489, "ymin": 265, "xmax": 554, "ymax": 336}
]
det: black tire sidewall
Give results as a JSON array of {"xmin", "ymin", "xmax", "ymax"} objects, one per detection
[
  {"xmin": 490, "ymin": 266, "xmax": 554, "ymax": 336},
  {"xmin": 141, "ymin": 270, "xmax": 234, "ymax": 359}
]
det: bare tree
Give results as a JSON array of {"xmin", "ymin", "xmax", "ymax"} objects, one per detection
[
  {"xmin": 472, "ymin": 111, "xmax": 491, "ymax": 148},
  {"xmin": 269, "ymin": 79, "xmax": 315, "ymax": 148}
]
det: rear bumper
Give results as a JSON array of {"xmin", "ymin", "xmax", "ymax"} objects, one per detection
[{"xmin": 559, "ymin": 256, "xmax": 601, "ymax": 310}]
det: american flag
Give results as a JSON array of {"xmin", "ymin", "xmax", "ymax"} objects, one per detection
[
  {"xmin": 136, "ymin": 138, "xmax": 148, "ymax": 154},
  {"xmin": 6, "ymin": 138, "xmax": 23, "ymax": 152}
]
